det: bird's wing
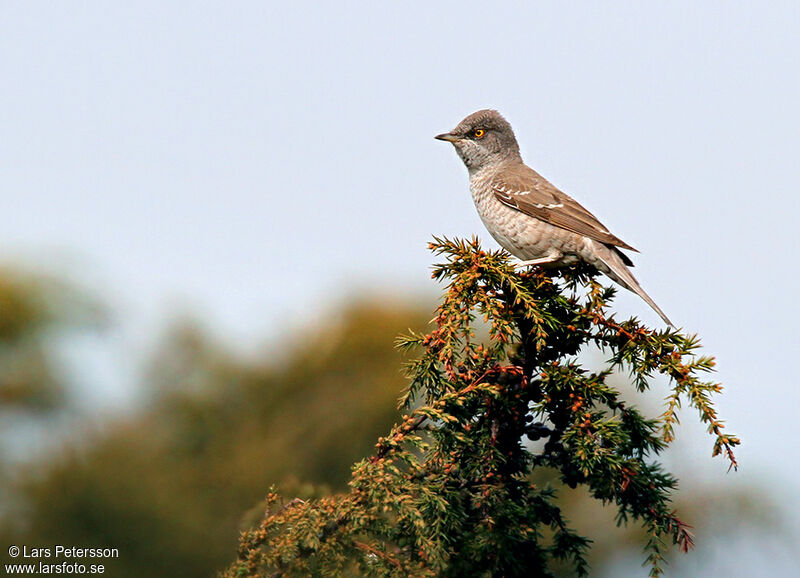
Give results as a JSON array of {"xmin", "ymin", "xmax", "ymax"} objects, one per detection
[{"xmin": 491, "ymin": 164, "xmax": 638, "ymax": 252}]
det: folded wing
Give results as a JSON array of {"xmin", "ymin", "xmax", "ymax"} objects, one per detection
[{"xmin": 491, "ymin": 164, "xmax": 638, "ymax": 254}]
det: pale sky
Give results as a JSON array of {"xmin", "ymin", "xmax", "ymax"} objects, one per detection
[{"xmin": 2, "ymin": 2, "xmax": 799, "ymax": 574}]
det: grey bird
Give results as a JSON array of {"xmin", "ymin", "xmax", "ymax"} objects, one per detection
[{"xmin": 436, "ymin": 109, "xmax": 673, "ymax": 326}]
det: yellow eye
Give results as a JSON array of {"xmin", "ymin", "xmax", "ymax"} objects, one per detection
[{"xmin": 473, "ymin": 129, "xmax": 486, "ymax": 138}]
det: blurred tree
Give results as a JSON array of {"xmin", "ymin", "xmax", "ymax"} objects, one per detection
[
  {"xmin": 0, "ymin": 265, "xmax": 103, "ymax": 532},
  {"xmin": 0, "ymin": 265, "xmax": 104, "ymax": 412},
  {"xmin": 2, "ymin": 299, "xmax": 431, "ymax": 577},
  {"xmin": 0, "ymin": 265, "xmax": 103, "ymax": 455},
  {"xmin": 0, "ymin": 268, "xmax": 68, "ymax": 412},
  {"xmin": 224, "ymin": 238, "xmax": 741, "ymax": 577}
]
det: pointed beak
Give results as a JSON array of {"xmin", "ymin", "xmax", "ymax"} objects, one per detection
[{"xmin": 435, "ymin": 132, "xmax": 461, "ymax": 142}]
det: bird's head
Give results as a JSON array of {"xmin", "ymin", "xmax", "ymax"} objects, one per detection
[{"xmin": 435, "ymin": 109, "xmax": 521, "ymax": 172}]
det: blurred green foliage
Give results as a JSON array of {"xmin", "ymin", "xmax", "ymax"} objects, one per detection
[
  {"xmin": 0, "ymin": 269, "xmax": 65, "ymax": 411},
  {"xmin": 0, "ymin": 268, "xmax": 782, "ymax": 577},
  {"xmin": 2, "ymin": 295, "xmax": 431, "ymax": 577},
  {"xmin": 0, "ymin": 266, "xmax": 102, "ymax": 412}
]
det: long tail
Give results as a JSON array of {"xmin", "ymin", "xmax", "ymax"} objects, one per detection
[{"xmin": 592, "ymin": 243, "xmax": 674, "ymax": 327}]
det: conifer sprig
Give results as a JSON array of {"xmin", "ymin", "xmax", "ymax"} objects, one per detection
[{"xmin": 224, "ymin": 237, "xmax": 739, "ymax": 577}]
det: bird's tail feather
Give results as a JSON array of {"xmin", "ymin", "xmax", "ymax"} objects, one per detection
[{"xmin": 595, "ymin": 245, "xmax": 674, "ymax": 327}]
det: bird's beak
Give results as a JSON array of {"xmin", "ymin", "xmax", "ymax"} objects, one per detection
[{"xmin": 435, "ymin": 132, "xmax": 461, "ymax": 142}]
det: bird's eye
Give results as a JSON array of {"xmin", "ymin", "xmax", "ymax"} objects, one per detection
[{"xmin": 472, "ymin": 129, "xmax": 486, "ymax": 138}]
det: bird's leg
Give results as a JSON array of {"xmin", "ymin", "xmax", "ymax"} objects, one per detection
[{"xmin": 515, "ymin": 254, "xmax": 561, "ymax": 269}]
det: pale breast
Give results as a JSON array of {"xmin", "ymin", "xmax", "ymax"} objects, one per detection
[{"xmin": 468, "ymin": 169, "xmax": 585, "ymax": 263}]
